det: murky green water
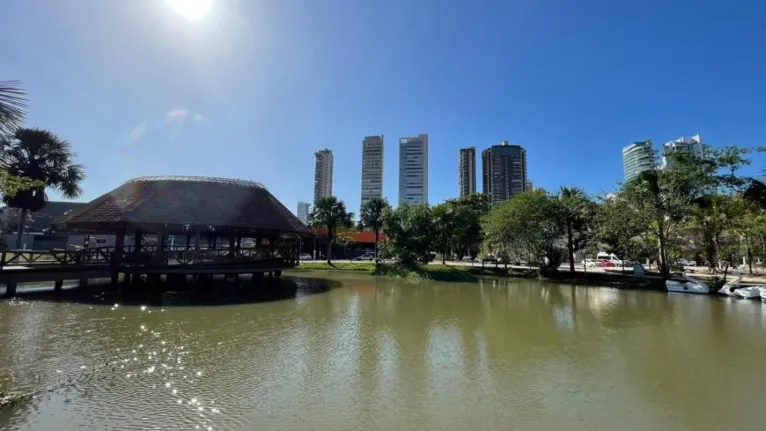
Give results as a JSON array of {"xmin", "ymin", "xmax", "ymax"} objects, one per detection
[{"xmin": 1, "ymin": 273, "xmax": 765, "ymax": 430}]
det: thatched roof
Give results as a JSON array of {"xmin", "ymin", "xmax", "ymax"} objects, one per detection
[{"xmin": 54, "ymin": 176, "xmax": 310, "ymax": 236}]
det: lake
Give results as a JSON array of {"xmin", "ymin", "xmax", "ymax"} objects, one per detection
[{"xmin": 1, "ymin": 272, "xmax": 765, "ymax": 430}]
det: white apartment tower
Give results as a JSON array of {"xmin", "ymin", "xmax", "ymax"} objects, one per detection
[
  {"xmin": 398, "ymin": 134, "xmax": 429, "ymax": 205},
  {"xmin": 360, "ymin": 135, "xmax": 384, "ymax": 211},
  {"xmin": 662, "ymin": 134, "xmax": 704, "ymax": 168},
  {"xmin": 459, "ymin": 147, "xmax": 476, "ymax": 198},
  {"xmin": 296, "ymin": 201, "xmax": 310, "ymax": 225},
  {"xmin": 313, "ymin": 149, "xmax": 333, "ymax": 204}
]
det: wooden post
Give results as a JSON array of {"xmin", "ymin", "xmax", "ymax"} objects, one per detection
[
  {"xmin": 5, "ymin": 280, "xmax": 17, "ymax": 297},
  {"xmin": 54, "ymin": 279, "xmax": 63, "ymax": 292},
  {"xmin": 111, "ymin": 228, "xmax": 126, "ymax": 285}
]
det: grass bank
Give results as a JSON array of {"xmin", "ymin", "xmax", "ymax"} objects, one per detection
[
  {"xmin": 290, "ymin": 262, "xmax": 537, "ymax": 282},
  {"xmin": 290, "ymin": 261, "xmax": 666, "ymax": 289}
]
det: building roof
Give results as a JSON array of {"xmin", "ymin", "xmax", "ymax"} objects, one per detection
[{"xmin": 55, "ymin": 176, "xmax": 310, "ymax": 235}]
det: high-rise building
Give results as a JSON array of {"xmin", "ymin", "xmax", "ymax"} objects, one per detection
[
  {"xmin": 622, "ymin": 140, "xmax": 655, "ymax": 182},
  {"xmin": 398, "ymin": 134, "xmax": 428, "ymax": 205},
  {"xmin": 313, "ymin": 149, "xmax": 333, "ymax": 204},
  {"xmin": 360, "ymin": 135, "xmax": 384, "ymax": 211},
  {"xmin": 481, "ymin": 141, "xmax": 527, "ymax": 204},
  {"xmin": 458, "ymin": 147, "xmax": 476, "ymax": 198},
  {"xmin": 525, "ymin": 179, "xmax": 533, "ymax": 192},
  {"xmin": 662, "ymin": 134, "xmax": 703, "ymax": 168},
  {"xmin": 296, "ymin": 201, "xmax": 310, "ymax": 225}
]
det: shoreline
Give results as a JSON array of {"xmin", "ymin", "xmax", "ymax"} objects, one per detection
[{"xmin": 289, "ymin": 262, "xmax": 668, "ymax": 290}]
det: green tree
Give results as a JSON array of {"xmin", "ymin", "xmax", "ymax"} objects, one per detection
[
  {"xmin": 0, "ymin": 171, "xmax": 44, "ymax": 199},
  {"xmin": 432, "ymin": 201, "xmax": 457, "ymax": 264},
  {"xmin": 0, "ymin": 81, "xmax": 26, "ymax": 135},
  {"xmin": 358, "ymin": 197, "xmax": 390, "ymax": 262},
  {"xmin": 380, "ymin": 203, "xmax": 434, "ymax": 269},
  {"xmin": 308, "ymin": 196, "xmax": 353, "ymax": 264},
  {"xmin": 616, "ymin": 146, "xmax": 749, "ymax": 279},
  {"xmin": 453, "ymin": 193, "xmax": 490, "ymax": 259},
  {"xmin": 483, "ymin": 190, "xmax": 564, "ymax": 274},
  {"xmin": 596, "ymin": 193, "xmax": 656, "ymax": 270},
  {"xmin": 1, "ymin": 128, "xmax": 85, "ymax": 248},
  {"xmin": 556, "ymin": 187, "xmax": 597, "ymax": 273}
]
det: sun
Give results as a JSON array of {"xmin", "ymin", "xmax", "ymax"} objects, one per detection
[{"xmin": 166, "ymin": 0, "xmax": 213, "ymax": 20}]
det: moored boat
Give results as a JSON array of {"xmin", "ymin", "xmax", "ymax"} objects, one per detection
[{"xmin": 666, "ymin": 274, "xmax": 710, "ymax": 294}]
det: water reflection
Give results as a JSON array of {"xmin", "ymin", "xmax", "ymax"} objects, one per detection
[{"xmin": 1, "ymin": 275, "xmax": 765, "ymax": 430}]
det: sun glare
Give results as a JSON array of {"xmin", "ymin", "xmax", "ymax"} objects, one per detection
[{"xmin": 166, "ymin": 0, "xmax": 213, "ymax": 21}]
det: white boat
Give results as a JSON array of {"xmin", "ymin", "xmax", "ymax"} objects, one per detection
[
  {"xmin": 718, "ymin": 273, "xmax": 765, "ymax": 299},
  {"xmin": 718, "ymin": 274, "xmax": 743, "ymax": 296},
  {"xmin": 666, "ymin": 274, "xmax": 710, "ymax": 294},
  {"xmin": 733, "ymin": 286, "xmax": 763, "ymax": 299},
  {"xmin": 761, "ymin": 288, "xmax": 766, "ymax": 301}
]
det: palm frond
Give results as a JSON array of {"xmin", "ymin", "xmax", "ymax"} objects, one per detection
[{"xmin": 0, "ymin": 81, "xmax": 28, "ymax": 135}]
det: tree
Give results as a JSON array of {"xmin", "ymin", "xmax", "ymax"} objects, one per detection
[
  {"xmin": 596, "ymin": 193, "xmax": 656, "ymax": 270},
  {"xmin": 0, "ymin": 171, "xmax": 44, "ymax": 199},
  {"xmin": 308, "ymin": 196, "xmax": 353, "ymax": 264},
  {"xmin": 556, "ymin": 187, "xmax": 597, "ymax": 273},
  {"xmin": 335, "ymin": 225, "xmax": 360, "ymax": 259},
  {"xmin": 616, "ymin": 146, "xmax": 749, "ymax": 279},
  {"xmin": 483, "ymin": 190, "xmax": 564, "ymax": 274},
  {"xmin": 380, "ymin": 203, "xmax": 434, "ymax": 269},
  {"xmin": 358, "ymin": 197, "xmax": 390, "ymax": 262},
  {"xmin": 0, "ymin": 128, "xmax": 85, "ymax": 248},
  {"xmin": 0, "ymin": 81, "xmax": 26, "ymax": 135},
  {"xmin": 432, "ymin": 201, "xmax": 458, "ymax": 264}
]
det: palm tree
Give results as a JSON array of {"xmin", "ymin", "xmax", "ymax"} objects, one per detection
[
  {"xmin": 308, "ymin": 196, "xmax": 353, "ymax": 264},
  {"xmin": 0, "ymin": 81, "xmax": 27, "ymax": 135},
  {"xmin": 0, "ymin": 128, "xmax": 85, "ymax": 248},
  {"xmin": 358, "ymin": 197, "xmax": 389, "ymax": 262},
  {"xmin": 558, "ymin": 186, "xmax": 595, "ymax": 273}
]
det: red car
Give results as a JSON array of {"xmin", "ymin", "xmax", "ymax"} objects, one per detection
[{"xmin": 600, "ymin": 260, "xmax": 615, "ymax": 267}]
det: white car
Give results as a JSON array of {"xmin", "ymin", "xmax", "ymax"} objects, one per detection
[
  {"xmin": 355, "ymin": 252, "xmax": 376, "ymax": 261},
  {"xmin": 299, "ymin": 253, "xmax": 312, "ymax": 261}
]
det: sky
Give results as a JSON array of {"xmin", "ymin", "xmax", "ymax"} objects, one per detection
[{"xmin": 3, "ymin": 0, "xmax": 766, "ymax": 215}]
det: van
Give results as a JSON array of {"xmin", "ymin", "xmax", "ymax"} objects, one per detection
[{"xmin": 596, "ymin": 252, "xmax": 629, "ymax": 266}]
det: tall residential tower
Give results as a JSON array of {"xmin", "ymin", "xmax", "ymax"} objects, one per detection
[
  {"xmin": 296, "ymin": 201, "xmax": 310, "ymax": 225},
  {"xmin": 398, "ymin": 134, "xmax": 428, "ymax": 205},
  {"xmin": 360, "ymin": 135, "xmax": 384, "ymax": 211},
  {"xmin": 313, "ymin": 149, "xmax": 333, "ymax": 204},
  {"xmin": 458, "ymin": 147, "xmax": 476, "ymax": 198},
  {"xmin": 662, "ymin": 134, "xmax": 703, "ymax": 168},
  {"xmin": 622, "ymin": 140, "xmax": 655, "ymax": 182},
  {"xmin": 481, "ymin": 141, "xmax": 527, "ymax": 204}
]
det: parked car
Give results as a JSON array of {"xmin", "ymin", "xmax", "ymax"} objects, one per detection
[
  {"xmin": 299, "ymin": 253, "xmax": 312, "ymax": 261},
  {"xmin": 599, "ymin": 260, "xmax": 615, "ymax": 267},
  {"xmin": 355, "ymin": 252, "xmax": 376, "ymax": 261},
  {"xmin": 482, "ymin": 254, "xmax": 498, "ymax": 263},
  {"xmin": 462, "ymin": 256, "xmax": 474, "ymax": 262},
  {"xmin": 581, "ymin": 259, "xmax": 602, "ymax": 267}
]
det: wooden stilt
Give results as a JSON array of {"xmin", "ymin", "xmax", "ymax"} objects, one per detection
[
  {"xmin": 5, "ymin": 280, "xmax": 17, "ymax": 297},
  {"xmin": 54, "ymin": 279, "xmax": 63, "ymax": 292}
]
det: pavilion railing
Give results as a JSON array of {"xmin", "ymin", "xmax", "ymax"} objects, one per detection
[{"xmin": 0, "ymin": 244, "xmax": 300, "ymax": 269}]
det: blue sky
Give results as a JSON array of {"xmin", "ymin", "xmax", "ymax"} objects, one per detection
[{"xmin": 3, "ymin": 0, "xmax": 766, "ymax": 214}]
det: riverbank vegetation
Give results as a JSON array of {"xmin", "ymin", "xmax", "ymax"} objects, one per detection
[
  {"xmin": 308, "ymin": 143, "xmax": 765, "ymax": 282},
  {"xmin": 0, "ymin": 389, "xmax": 31, "ymax": 410}
]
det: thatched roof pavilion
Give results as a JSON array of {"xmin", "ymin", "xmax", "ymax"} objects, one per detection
[{"xmin": 55, "ymin": 176, "xmax": 309, "ymax": 237}]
